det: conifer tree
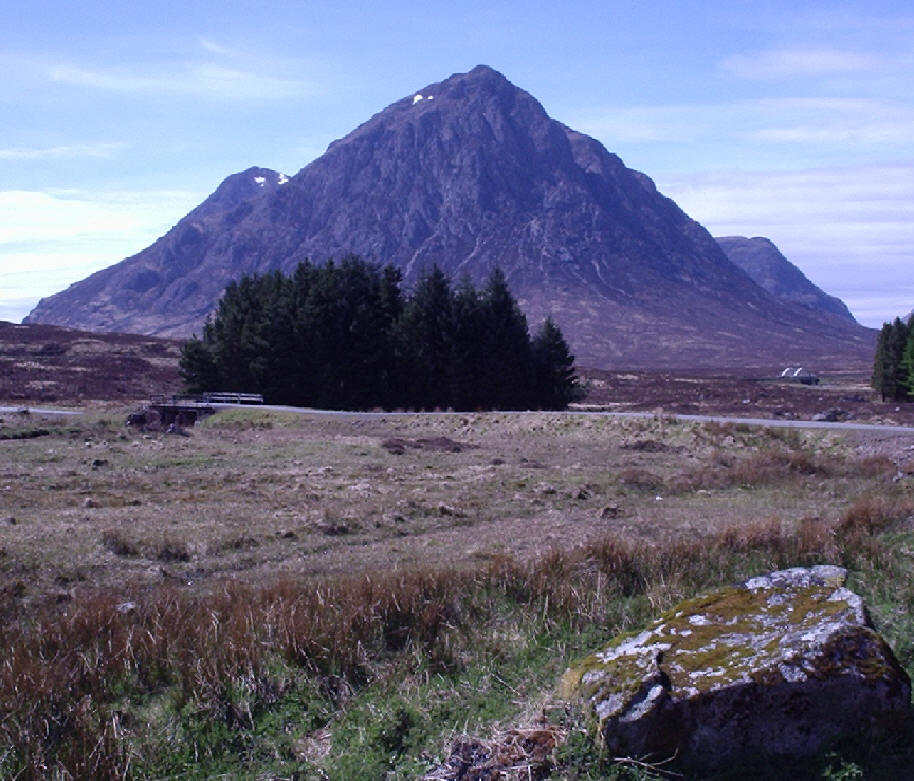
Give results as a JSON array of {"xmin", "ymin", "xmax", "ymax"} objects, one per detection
[
  {"xmin": 872, "ymin": 318, "xmax": 911, "ymax": 402},
  {"xmin": 448, "ymin": 275, "xmax": 487, "ymax": 410},
  {"xmin": 531, "ymin": 316, "xmax": 580, "ymax": 409},
  {"xmin": 289, "ymin": 257, "xmax": 401, "ymax": 409},
  {"xmin": 374, "ymin": 264, "xmax": 406, "ymax": 408},
  {"xmin": 888, "ymin": 318, "xmax": 910, "ymax": 401},
  {"xmin": 208, "ymin": 274, "xmax": 273, "ymax": 392},
  {"xmin": 872, "ymin": 323, "xmax": 891, "ymax": 401},
  {"xmin": 249, "ymin": 271, "xmax": 298, "ymax": 403},
  {"xmin": 478, "ymin": 267, "xmax": 533, "ymax": 409},
  {"xmin": 179, "ymin": 329, "xmax": 221, "ymax": 393},
  {"xmin": 333, "ymin": 256, "xmax": 402, "ymax": 409},
  {"xmin": 393, "ymin": 265, "xmax": 454, "ymax": 410},
  {"xmin": 179, "ymin": 257, "xmax": 580, "ymax": 412},
  {"xmin": 901, "ymin": 320, "xmax": 914, "ymax": 399},
  {"xmin": 287, "ymin": 260, "xmax": 321, "ymax": 403}
]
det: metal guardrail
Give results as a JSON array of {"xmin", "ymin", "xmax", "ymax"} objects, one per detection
[
  {"xmin": 202, "ymin": 392, "xmax": 264, "ymax": 404},
  {"xmin": 149, "ymin": 394, "xmax": 200, "ymax": 405},
  {"xmin": 149, "ymin": 392, "xmax": 264, "ymax": 406}
]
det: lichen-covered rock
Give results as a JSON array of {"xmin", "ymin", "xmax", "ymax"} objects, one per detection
[{"xmin": 561, "ymin": 565, "xmax": 911, "ymax": 771}]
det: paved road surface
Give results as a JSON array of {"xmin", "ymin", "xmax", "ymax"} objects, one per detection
[
  {"xmin": 0, "ymin": 405, "xmax": 80, "ymax": 416},
  {"xmin": 3, "ymin": 403, "xmax": 912, "ymax": 435},
  {"xmin": 244, "ymin": 404, "xmax": 914, "ymax": 435}
]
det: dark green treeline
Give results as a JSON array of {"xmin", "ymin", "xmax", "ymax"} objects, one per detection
[
  {"xmin": 872, "ymin": 315, "xmax": 914, "ymax": 402},
  {"xmin": 180, "ymin": 257, "xmax": 582, "ymax": 410}
]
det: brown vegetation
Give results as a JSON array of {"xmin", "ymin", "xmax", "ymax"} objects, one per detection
[
  {"xmin": 4, "ymin": 407, "xmax": 906, "ymax": 602},
  {"xmin": 4, "ymin": 499, "xmax": 912, "ymax": 778},
  {"xmin": 1, "ymin": 404, "xmax": 913, "ymax": 776},
  {"xmin": 1, "ymin": 314, "xmax": 913, "ymax": 777},
  {"xmin": 579, "ymin": 367, "xmax": 914, "ymax": 426},
  {"xmin": 3, "ymin": 321, "xmax": 912, "ymax": 429},
  {"xmin": 0, "ymin": 321, "xmax": 181, "ymax": 404}
]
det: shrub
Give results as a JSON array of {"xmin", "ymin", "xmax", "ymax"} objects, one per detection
[{"xmin": 101, "ymin": 529, "xmax": 138, "ymax": 557}]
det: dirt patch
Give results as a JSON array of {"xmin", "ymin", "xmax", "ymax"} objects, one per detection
[
  {"xmin": 425, "ymin": 726, "xmax": 565, "ymax": 780},
  {"xmin": 381, "ymin": 436, "xmax": 474, "ymax": 454},
  {"xmin": 620, "ymin": 438, "xmax": 684, "ymax": 453}
]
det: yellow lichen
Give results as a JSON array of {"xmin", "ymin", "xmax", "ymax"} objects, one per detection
[{"xmin": 561, "ymin": 567, "xmax": 881, "ymax": 722}]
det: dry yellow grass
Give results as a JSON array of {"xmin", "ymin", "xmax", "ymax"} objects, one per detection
[{"xmin": 0, "ymin": 407, "xmax": 905, "ymax": 608}]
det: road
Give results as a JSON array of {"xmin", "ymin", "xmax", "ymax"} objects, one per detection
[
  {"xmin": 3, "ymin": 403, "xmax": 913, "ymax": 435},
  {"xmin": 246, "ymin": 404, "xmax": 914, "ymax": 435},
  {"xmin": 0, "ymin": 405, "xmax": 81, "ymax": 416}
]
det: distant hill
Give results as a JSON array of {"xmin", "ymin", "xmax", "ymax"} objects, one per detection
[
  {"xmin": 25, "ymin": 65, "xmax": 874, "ymax": 369},
  {"xmin": 715, "ymin": 236, "xmax": 856, "ymax": 323}
]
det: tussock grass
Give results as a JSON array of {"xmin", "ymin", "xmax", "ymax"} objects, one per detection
[
  {"xmin": 668, "ymin": 445, "xmax": 839, "ymax": 494},
  {"xmin": 1, "ymin": 507, "xmax": 895, "ymax": 779},
  {"xmin": 100, "ymin": 529, "xmax": 139, "ymax": 557}
]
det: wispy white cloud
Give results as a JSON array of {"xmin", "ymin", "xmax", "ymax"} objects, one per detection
[
  {"xmin": 578, "ymin": 97, "xmax": 914, "ymax": 164},
  {"xmin": 0, "ymin": 188, "xmax": 202, "ymax": 322},
  {"xmin": 723, "ymin": 49, "xmax": 884, "ymax": 80},
  {"xmin": 0, "ymin": 190, "xmax": 185, "ymax": 244},
  {"xmin": 198, "ymin": 37, "xmax": 241, "ymax": 58},
  {"xmin": 662, "ymin": 164, "xmax": 914, "ymax": 234},
  {"xmin": 0, "ymin": 256, "xmax": 117, "ymax": 323},
  {"xmin": 48, "ymin": 61, "xmax": 314, "ymax": 101},
  {"xmin": 0, "ymin": 142, "xmax": 124, "ymax": 161},
  {"xmin": 766, "ymin": 8, "xmax": 914, "ymax": 37},
  {"xmin": 748, "ymin": 97, "xmax": 914, "ymax": 145},
  {"xmin": 0, "ymin": 295, "xmax": 49, "ymax": 324},
  {"xmin": 1, "ymin": 191, "xmax": 129, "ymax": 244},
  {"xmin": 0, "ymin": 188, "xmax": 201, "ymax": 244}
]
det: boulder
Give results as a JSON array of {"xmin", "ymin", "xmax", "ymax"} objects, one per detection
[
  {"xmin": 560, "ymin": 565, "xmax": 911, "ymax": 772},
  {"xmin": 812, "ymin": 408, "xmax": 851, "ymax": 422}
]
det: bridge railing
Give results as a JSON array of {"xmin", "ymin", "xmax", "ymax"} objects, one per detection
[
  {"xmin": 149, "ymin": 392, "xmax": 264, "ymax": 406},
  {"xmin": 202, "ymin": 392, "xmax": 264, "ymax": 404},
  {"xmin": 149, "ymin": 394, "xmax": 203, "ymax": 406}
]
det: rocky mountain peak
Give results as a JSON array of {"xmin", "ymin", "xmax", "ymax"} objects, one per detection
[
  {"xmin": 24, "ymin": 67, "xmax": 873, "ymax": 368},
  {"xmin": 189, "ymin": 167, "xmax": 287, "ymax": 219},
  {"xmin": 185, "ymin": 166, "xmax": 289, "ymax": 229}
]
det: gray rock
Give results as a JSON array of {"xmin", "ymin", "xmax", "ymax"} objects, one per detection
[
  {"xmin": 560, "ymin": 565, "xmax": 911, "ymax": 772},
  {"xmin": 812, "ymin": 408, "xmax": 851, "ymax": 422}
]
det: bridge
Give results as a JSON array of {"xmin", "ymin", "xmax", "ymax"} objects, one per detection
[{"xmin": 147, "ymin": 392, "xmax": 264, "ymax": 426}]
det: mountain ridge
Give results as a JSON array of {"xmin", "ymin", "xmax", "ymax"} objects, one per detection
[
  {"xmin": 715, "ymin": 236, "xmax": 856, "ymax": 323},
  {"xmin": 25, "ymin": 65, "xmax": 874, "ymax": 369}
]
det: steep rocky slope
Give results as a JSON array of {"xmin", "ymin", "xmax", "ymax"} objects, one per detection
[{"xmin": 716, "ymin": 236, "xmax": 856, "ymax": 323}]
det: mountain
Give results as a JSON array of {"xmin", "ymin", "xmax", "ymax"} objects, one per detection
[
  {"xmin": 25, "ymin": 65, "xmax": 874, "ymax": 369},
  {"xmin": 715, "ymin": 236, "xmax": 856, "ymax": 323}
]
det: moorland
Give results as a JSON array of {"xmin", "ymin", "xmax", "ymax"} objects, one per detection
[{"xmin": 2, "ymin": 323, "xmax": 914, "ymax": 779}]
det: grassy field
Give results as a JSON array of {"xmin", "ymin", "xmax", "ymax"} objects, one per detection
[{"xmin": 2, "ymin": 407, "xmax": 914, "ymax": 779}]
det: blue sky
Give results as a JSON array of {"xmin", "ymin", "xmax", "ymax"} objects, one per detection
[{"xmin": 2, "ymin": 0, "xmax": 912, "ymax": 327}]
